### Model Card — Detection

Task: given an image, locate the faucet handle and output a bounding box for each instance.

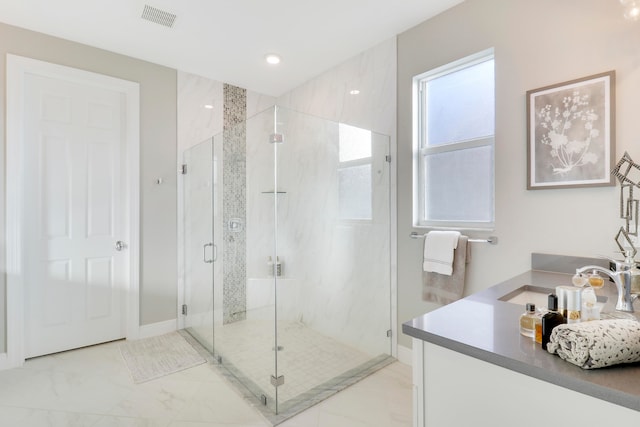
[596,253,623,268]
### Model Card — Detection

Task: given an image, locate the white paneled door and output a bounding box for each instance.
[16,62,135,359]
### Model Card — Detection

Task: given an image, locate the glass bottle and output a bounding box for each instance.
[535,318,543,344]
[566,288,582,324]
[520,303,539,338]
[267,256,274,277]
[542,294,566,350]
[581,287,601,321]
[587,273,604,289]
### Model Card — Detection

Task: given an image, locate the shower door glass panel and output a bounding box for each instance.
[183,138,215,353]
[214,110,278,412]
[271,107,392,413]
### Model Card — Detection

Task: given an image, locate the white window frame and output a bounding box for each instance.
[412,48,495,230]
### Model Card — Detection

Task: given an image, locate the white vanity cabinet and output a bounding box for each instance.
[411,339,638,427]
[404,267,640,427]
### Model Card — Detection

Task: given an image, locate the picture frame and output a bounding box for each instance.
[526,71,615,190]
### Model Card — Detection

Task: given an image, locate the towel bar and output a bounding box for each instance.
[410,232,498,245]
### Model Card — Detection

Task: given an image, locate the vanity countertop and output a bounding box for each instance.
[402,268,640,412]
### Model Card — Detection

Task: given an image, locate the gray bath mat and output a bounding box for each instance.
[119,332,206,383]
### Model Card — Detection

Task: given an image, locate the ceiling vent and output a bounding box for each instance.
[141,4,177,28]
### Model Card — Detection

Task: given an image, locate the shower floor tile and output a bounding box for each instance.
[187,320,381,406]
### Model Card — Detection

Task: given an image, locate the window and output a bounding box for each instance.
[338,123,372,220]
[413,49,495,229]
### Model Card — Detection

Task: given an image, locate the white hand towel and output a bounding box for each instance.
[422,231,461,276]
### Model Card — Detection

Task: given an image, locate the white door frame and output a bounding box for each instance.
[3,54,140,369]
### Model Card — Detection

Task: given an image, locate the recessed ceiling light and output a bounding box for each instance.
[265,54,281,65]
[350,89,360,95]
[204,104,214,109]
[621,0,640,20]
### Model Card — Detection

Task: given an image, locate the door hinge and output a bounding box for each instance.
[181,304,188,315]
[180,164,187,175]
[386,329,392,338]
[269,133,284,143]
[271,374,285,387]
[385,155,391,163]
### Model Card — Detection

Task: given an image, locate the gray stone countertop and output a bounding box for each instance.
[402,269,640,412]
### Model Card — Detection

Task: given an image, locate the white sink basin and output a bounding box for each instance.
[499,285,607,310]
[499,285,553,308]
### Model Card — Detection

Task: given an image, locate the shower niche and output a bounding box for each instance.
[182,105,393,419]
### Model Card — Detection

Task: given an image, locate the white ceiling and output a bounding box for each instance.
[0,0,463,96]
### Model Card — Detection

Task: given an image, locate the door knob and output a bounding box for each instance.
[115,241,126,251]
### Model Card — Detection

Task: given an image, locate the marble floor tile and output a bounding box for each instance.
[0,406,102,427]
[93,416,172,427]
[278,362,412,427]
[0,340,411,427]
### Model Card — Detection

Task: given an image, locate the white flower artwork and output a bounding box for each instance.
[527,71,615,189]
[538,91,600,174]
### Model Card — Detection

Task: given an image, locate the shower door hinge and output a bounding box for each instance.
[269,133,284,143]
[386,329,392,338]
[181,304,188,316]
[385,155,391,163]
[270,374,285,387]
[180,164,187,175]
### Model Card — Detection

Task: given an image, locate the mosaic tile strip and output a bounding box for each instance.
[223,84,247,324]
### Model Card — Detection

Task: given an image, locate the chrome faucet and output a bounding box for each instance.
[576,265,637,312]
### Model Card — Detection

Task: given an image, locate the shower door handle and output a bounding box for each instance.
[203,243,214,264]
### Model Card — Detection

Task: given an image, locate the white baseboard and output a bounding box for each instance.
[0,353,11,371]
[137,319,177,339]
[397,344,412,366]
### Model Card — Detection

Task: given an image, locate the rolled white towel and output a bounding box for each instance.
[546,319,640,369]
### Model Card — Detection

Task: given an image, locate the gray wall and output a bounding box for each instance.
[397,0,640,348]
[0,22,178,351]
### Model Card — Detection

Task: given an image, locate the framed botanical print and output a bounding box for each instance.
[526,71,615,189]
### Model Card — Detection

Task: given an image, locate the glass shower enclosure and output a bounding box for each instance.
[182,106,392,416]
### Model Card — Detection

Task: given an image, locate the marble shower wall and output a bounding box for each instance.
[244,106,392,356]
[177,72,224,153]
[276,37,396,138]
